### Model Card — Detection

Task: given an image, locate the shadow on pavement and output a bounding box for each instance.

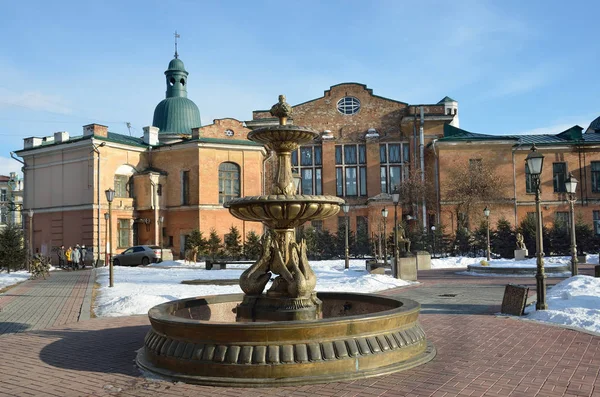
[37,324,150,375]
[0,322,32,335]
[419,303,500,315]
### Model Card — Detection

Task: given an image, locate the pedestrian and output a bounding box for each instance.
[66,246,73,270]
[81,245,88,268]
[57,245,66,269]
[71,245,81,270]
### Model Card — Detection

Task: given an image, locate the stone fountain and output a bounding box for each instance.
[136,96,435,387]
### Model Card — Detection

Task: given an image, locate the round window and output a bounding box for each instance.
[225,129,234,137]
[337,97,361,115]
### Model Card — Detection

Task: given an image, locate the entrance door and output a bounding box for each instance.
[133,222,139,246]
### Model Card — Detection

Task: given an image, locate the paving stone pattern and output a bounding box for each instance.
[0,265,598,396]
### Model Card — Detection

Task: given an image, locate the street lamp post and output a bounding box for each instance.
[105,188,115,288]
[565,173,578,276]
[104,213,109,267]
[382,208,388,267]
[159,215,165,262]
[526,144,547,310]
[431,225,436,258]
[341,204,350,269]
[484,207,491,261]
[28,209,33,272]
[392,187,400,278]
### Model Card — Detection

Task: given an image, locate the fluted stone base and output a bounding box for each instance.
[136,292,435,387]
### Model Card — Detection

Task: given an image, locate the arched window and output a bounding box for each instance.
[114,164,135,198]
[219,162,240,204]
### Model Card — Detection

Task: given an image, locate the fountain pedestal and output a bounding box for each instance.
[236,293,322,322]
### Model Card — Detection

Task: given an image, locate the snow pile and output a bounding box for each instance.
[525,275,600,334]
[0,270,30,289]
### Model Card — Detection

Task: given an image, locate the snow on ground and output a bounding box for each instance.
[2,255,600,334]
[93,259,413,317]
[431,255,584,269]
[524,275,600,334]
[0,270,30,289]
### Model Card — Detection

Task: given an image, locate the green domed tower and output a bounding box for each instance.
[153,56,201,143]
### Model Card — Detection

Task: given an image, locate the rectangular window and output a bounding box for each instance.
[335,146,343,165]
[380,167,387,194]
[525,163,534,194]
[336,168,343,196]
[0,207,7,224]
[181,170,190,205]
[301,168,313,195]
[300,147,313,166]
[293,146,322,196]
[555,212,570,229]
[592,162,600,192]
[315,169,322,195]
[314,146,322,165]
[389,166,401,192]
[311,220,323,232]
[114,175,131,198]
[358,144,366,164]
[359,167,367,196]
[380,143,409,193]
[553,163,566,192]
[345,167,358,196]
[388,144,401,163]
[117,219,131,248]
[0,189,6,202]
[594,211,600,235]
[344,145,357,164]
[336,144,367,197]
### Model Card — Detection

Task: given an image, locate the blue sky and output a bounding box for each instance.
[1,0,599,175]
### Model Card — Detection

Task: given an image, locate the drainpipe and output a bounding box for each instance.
[419,107,426,229]
[511,142,525,227]
[91,142,106,267]
[431,139,440,224]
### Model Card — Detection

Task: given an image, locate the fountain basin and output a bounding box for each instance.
[225,194,345,228]
[136,292,435,387]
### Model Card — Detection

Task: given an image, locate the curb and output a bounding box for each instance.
[79,268,96,321]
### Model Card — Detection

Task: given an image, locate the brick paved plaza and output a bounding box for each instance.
[0,266,599,397]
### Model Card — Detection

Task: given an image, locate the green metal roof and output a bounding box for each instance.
[437,96,457,104]
[438,124,600,146]
[441,124,513,141]
[15,131,148,154]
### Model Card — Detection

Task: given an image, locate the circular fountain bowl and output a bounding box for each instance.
[224,194,345,228]
[247,125,320,147]
[137,292,435,387]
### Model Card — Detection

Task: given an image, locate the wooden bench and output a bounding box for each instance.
[205,260,255,270]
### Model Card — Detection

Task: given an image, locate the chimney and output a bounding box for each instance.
[54,131,70,143]
[83,123,108,138]
[143,126,160,146]
[191,127,201,139]
[24,137,43,149]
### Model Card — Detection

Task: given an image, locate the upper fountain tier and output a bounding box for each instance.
[225,94,344,228]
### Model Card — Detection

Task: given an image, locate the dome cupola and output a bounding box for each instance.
[152,54,201,143]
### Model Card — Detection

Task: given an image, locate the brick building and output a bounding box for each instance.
[14,54,600,262]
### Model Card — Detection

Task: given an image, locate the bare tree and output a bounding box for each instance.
[442,160,509,230]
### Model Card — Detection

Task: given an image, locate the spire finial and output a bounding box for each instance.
[174,31,180,59]
[270,95,293,125]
